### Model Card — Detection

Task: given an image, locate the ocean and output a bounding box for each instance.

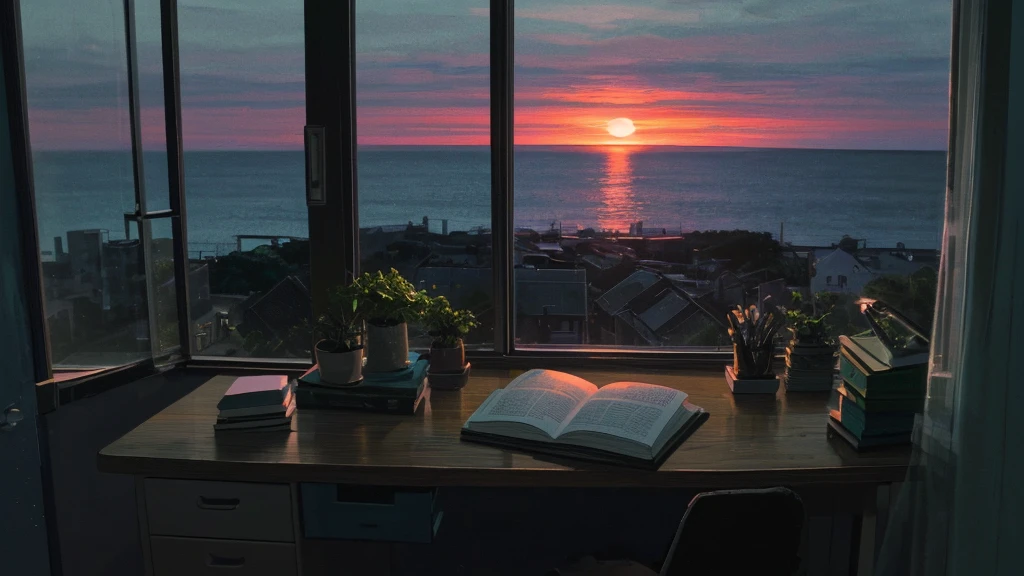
[31,147,946,258]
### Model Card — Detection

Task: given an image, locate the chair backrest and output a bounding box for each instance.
[659,487,804,576]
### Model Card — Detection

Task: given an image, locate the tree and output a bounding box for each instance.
[862,267,938,331]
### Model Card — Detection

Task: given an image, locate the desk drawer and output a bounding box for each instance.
[150,536,296,576]
[145,479,293,542]
[301,484,441,543]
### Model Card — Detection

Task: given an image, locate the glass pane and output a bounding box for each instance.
[143,218,181,358]
[136,0,170,213]
[356,0,492,350]
[178,0,310,358]
[513,0,950,349]
[21,0,152,368]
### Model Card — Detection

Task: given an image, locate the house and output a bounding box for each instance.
[514,268,588,344]
[810,248,876,294]
[596,270,729,347]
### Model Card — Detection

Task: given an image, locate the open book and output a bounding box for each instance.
[460,370,708,468]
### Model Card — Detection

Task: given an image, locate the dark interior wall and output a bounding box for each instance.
[43,370,208,576]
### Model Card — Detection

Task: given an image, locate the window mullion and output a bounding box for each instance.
[491,0,514,356]
[306,0,358,321]
[159,0,192,357]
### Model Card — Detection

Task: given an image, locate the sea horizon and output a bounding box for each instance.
[31,147,947,257]
[33,144,949,153]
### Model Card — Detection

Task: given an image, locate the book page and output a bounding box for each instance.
[465,370,597,438]
[557,382,686,445]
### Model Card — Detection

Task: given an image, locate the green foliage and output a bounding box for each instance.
[693,230,781,272]
[348,269,430,327]
[313,281,366,352]
[423,296,478,348]
[209,246,294,295]
[783,291,836,345]
[242,330,284,357]
[862,268,938,332]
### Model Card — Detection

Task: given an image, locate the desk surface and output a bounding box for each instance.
[98,368,910,487]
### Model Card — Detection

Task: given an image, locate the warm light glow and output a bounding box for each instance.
[606,117,636,138]
[598,146,637,232]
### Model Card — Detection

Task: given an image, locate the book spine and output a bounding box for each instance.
[839,355,927,396]
[294,388,418,414]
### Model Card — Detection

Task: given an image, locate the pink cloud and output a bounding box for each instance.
[472,5,699,30]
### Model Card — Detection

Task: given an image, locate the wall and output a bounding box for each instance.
[0,29,52,575]
[43,371,207,576]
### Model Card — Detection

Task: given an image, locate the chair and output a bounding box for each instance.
[659,487,805,576]
[552,487,805,576]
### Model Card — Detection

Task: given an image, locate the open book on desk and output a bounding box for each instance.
[460,369,708,469]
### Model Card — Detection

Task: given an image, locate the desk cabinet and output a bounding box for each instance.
[145,479,294,542]
[137,478,438,575]
[150,536,297,576]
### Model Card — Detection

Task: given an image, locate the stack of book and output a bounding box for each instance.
[296,353,429,414]
[215,375,295,432]
[827,334,927,449]
[782,340,836,391]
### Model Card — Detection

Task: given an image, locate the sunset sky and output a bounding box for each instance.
[21,0,952,150]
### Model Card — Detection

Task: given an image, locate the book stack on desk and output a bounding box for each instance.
[295,353,428,414]
[215,375,295,432]
[782,341,837,391]
[827,335,927,449]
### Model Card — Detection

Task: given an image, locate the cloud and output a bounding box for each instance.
[474,5,700,30]
[20,0,951,150]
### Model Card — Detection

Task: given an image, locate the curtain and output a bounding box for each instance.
[877,0,1023,574]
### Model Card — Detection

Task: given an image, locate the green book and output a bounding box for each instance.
[839,349,926,398]
[836,382,923,412]
[294,386,425,414]
[299,358,428,399]
[839,334,929,371]
[828,390,916,437]
[827,418,911,450]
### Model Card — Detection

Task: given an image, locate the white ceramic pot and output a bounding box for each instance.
[315,341,364,385]
[365,322,410,373]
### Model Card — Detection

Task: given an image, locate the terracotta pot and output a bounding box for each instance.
[429,339,466,373]
[315,341,364,385]
[365,322,410,373]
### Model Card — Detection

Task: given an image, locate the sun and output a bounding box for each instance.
[606,117,636,138]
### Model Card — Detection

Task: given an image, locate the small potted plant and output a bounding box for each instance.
[725,302,785,394]
[313,284,365,385]
[351,269,429,373]
[781,292,836,392]
[423,296,477,388]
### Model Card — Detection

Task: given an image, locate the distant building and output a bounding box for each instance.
[413,267,492,310]
[238,273,311,354]
[596,270,729,347]
[515,268,587,345]
[102,239,145,313]
[66,229,104,299]
[810,248,875,294]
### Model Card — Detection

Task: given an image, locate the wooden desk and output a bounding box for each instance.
[100,368,909,576]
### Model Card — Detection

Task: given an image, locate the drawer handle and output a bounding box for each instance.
[196,496,240,511]
[207,554,245,568]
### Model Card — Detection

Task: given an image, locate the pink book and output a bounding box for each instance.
[217,375,291,411]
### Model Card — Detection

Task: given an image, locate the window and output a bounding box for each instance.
[177,0,310,358]
[513,0,950,350]
[22,0,152,368]
[355,0,493,349]
[16,0,954,370]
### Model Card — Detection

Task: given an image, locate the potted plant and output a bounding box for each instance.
[725,302,785,394]
[312,284,365,385]
[351,269,429,373]
[781,292,836,392]
[423,296,477,387]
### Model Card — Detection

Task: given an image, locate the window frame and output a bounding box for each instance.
[30,0,963,378]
